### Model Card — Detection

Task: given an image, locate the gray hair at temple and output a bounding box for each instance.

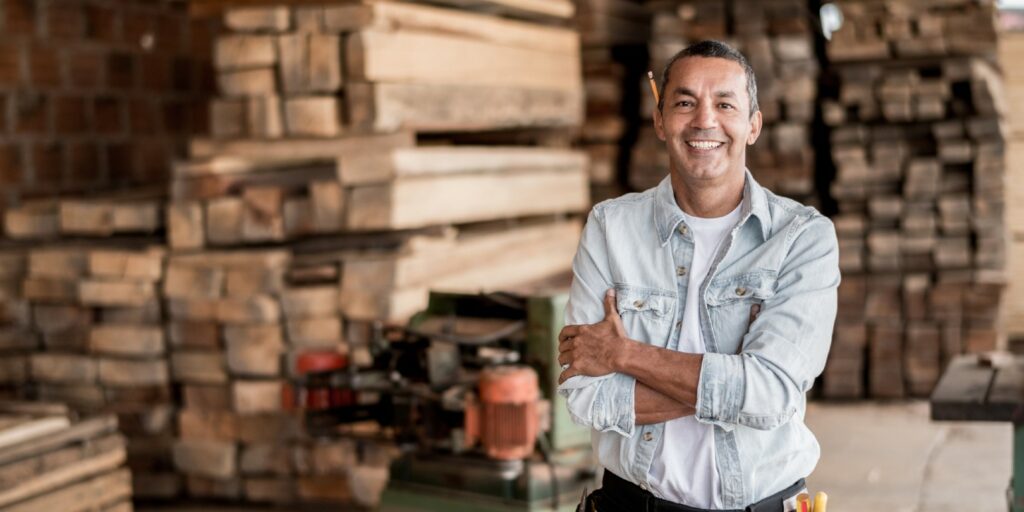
[658,40,760,117]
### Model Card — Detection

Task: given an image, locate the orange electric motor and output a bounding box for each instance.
[465,365,540,460]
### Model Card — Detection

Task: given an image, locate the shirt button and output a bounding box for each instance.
[735,286,748,296]
[643,432,654,441]
[675,321,682,329]
[633,300,645,309]
[676,266,688,276]
[677,224,688,235]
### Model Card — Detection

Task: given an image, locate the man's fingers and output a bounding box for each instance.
[557,350,573,366]
[602,289,619,318]
[558,325,579,342]
[558,367,581,385]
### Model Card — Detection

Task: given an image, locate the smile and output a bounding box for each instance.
[686,140,724,150]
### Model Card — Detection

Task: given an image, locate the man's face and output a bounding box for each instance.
[654,56,762,183]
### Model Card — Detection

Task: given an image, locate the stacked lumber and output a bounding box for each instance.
[3,191,164,241]
[0,402,131,512]
[574,0,651,203]
[1000,24,1024,339]
[169,134,587,249]
[0,251,33,399]
[631,0,818,205]
[822,0,1005,399]
[20,245,178,499]
[207,0,582,137]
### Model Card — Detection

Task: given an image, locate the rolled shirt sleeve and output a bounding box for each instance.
[557,207,637,437]
[695,216,840,431]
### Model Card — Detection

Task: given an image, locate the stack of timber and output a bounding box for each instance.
[167,1,588,507]
[20,244,178,499]
[822,0,1005,399]
[631,0,818,205]
[207,0,582,137]
[1000,21,1024,341]
[0,250,32,400]
[0,402,132,512]
[574,0,651,203]
[3,190,164,241]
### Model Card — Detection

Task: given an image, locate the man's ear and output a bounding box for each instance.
[654,105,666,142]
[746,109,763,145]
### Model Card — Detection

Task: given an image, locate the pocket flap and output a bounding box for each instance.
[705,272,775,306]
[614,286,675,316]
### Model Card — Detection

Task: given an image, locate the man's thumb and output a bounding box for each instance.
[603,289,618,317]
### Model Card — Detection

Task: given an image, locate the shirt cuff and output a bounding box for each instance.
[695,352,745,431]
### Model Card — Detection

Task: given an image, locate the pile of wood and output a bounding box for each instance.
[0,402,131,512]
[164,1,587,507]
[3,192,164,241]
[631,0,818,205]
[574,0,650,203]
[18,245,178,499]
[1001,23,1024,340]
[822,0,1006,399]
[169,134,587,250]
[208,0,581,137]
[0,251,32,400]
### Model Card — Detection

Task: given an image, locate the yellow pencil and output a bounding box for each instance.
[813,491,828,512]
[647,70,660,104]
[795,493,811,512]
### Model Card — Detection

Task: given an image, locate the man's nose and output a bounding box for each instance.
[692,101,717,129]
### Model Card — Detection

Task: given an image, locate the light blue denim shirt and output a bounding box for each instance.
[558,170,839,508]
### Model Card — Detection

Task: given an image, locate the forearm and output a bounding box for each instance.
[635,381,694,425]
[618,339,702,408]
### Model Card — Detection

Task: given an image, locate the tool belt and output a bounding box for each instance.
[583,470,807,512]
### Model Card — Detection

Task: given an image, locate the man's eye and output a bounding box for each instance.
[676,101,693,107]
[720,103,734,110]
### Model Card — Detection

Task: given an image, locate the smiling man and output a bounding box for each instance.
[557,41,840,512]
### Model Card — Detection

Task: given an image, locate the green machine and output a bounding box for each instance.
[291,291,596,511]
[380,291,595,512]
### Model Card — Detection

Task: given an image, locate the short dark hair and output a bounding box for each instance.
[658,40,759,117]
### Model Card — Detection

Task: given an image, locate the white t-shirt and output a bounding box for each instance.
[648,202,743,508]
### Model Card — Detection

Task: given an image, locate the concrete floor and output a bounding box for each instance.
[806,401,1011,512]
[141,401,1012,511]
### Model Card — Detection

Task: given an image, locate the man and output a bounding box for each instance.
[557,40,839,512]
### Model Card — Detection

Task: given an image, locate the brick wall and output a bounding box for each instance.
[0,0,215,204]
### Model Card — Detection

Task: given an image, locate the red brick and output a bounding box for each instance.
[140,54,171,91]
[46,1,84,39]
[14,92,49,134]
[32,143,63,188]
[54,95,87,134]
[128,99,158,134]
[93,96,122,134]
[83,2,118,43]
[122,9,154,48]
[162,99,188,134]
[66,142,100,187]
[28,45,62,87]
[5,0,37,36]
[155,13,184,54]
[107,52,135,89]
[0,42,23,85]
[66,49,103,88]
[106,142,133,180]
[0,144,24,186]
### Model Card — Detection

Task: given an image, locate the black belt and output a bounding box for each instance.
[592,470,806,512]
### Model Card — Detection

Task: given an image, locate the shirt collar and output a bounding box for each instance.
[653,168,771,246]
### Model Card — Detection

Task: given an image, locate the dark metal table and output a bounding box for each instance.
[930,353,1024,511]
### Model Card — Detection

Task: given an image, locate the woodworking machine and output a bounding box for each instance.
[285,291,595,511]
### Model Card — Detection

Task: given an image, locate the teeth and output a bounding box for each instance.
[687,141,723,150]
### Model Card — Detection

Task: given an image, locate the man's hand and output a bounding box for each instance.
[558,289,631,384]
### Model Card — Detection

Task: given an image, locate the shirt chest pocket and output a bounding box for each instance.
[614,285,677,349]
[704,272,776,354]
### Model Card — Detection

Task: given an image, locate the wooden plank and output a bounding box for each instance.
[168,202,206,250]
[323,1,578,53]
[224,6,291,32]
[232,380,284,414]
[172,440,237,479]
[214,35,277,70]
[79,280,156,307]
[0,443,125,507]
[346,29,580,91]
[0,415,115,467]
[931,354,996,421]
[283,96,343,137]
[347,81,583,132]
[0,416,70,452]
[189,131,415,161]
[1,468,131,512]
[278,33,342,93]
[406,0,574,19]
[97,359,169,387]
[337,146,587,185]
[89,325,165,357]
[346,167,588,230]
